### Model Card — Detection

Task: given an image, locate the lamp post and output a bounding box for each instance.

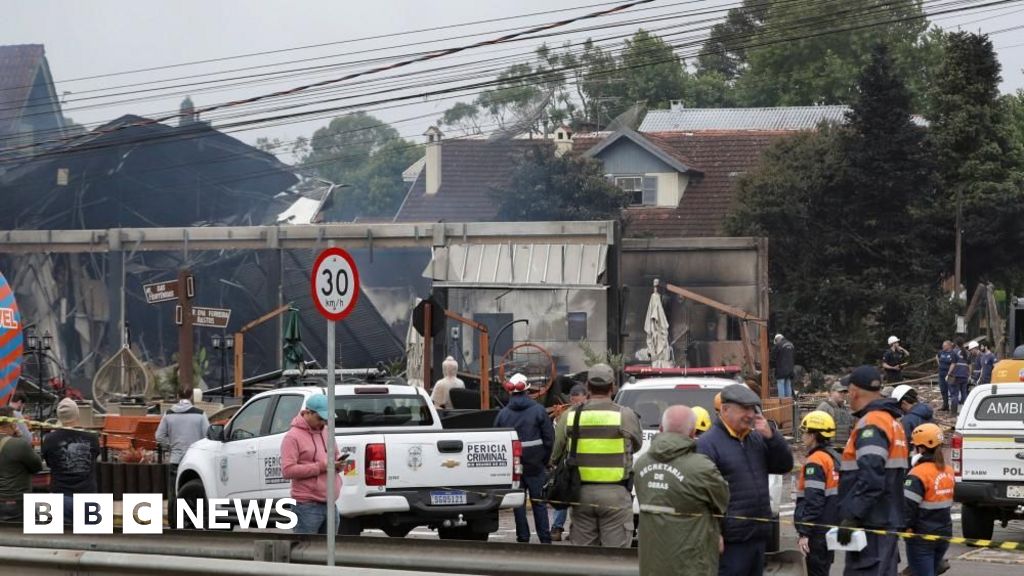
[211,333,234,398]
[25,329,52,419]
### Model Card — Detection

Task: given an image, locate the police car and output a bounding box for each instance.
[175,383,524,540]
[615,368,785,551]
[952,356,1024,540]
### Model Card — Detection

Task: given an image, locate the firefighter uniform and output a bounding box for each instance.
[551,396,642,547]
[838,393,908,575]
[904,424,954,576]
[795,445,840,576]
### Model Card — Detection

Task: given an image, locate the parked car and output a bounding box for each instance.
[175,383,525,540]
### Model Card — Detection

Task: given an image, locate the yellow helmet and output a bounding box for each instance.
[799,410,836,438]
[692,406,712,433]
[713,392,723,413]
[911,423,944,449]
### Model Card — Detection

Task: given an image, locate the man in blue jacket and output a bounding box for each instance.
[697,384,794,576]
[495,373,554,543]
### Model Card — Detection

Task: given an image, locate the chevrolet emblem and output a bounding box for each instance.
[441,459,461,469]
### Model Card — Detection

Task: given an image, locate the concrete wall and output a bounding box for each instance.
[620,237,768,368]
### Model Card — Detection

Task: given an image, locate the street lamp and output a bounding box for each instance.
[211,333,234,395]
[24,328,52,419]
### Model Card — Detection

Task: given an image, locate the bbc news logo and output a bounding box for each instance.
[23,494,299,533]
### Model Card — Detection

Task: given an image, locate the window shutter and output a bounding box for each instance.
[642,176,658,205]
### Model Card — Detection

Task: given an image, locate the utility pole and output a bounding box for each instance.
[954,189,963,300]
[177,269,195,397]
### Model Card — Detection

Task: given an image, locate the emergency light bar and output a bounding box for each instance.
[624,365,742,377]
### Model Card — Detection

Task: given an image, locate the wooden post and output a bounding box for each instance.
[759,323,770,405]
[233,333,244,397]
[177,269,194,398]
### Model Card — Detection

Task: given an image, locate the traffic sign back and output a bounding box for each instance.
[311,248,360,321]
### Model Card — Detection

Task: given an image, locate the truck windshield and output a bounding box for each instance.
[335,394,433,427]
[616,388,721,429]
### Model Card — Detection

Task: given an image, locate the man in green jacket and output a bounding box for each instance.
[0,405,44,522]
[634,405,730,576]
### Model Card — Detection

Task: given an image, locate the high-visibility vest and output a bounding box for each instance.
[570,407,628,483]
[840,410,909,472]
[797,448,839,499]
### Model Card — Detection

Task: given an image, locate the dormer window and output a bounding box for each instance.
[615,175,657,206]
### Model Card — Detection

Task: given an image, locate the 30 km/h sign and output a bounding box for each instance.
[311,247,360,321]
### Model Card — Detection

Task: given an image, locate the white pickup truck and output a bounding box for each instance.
[175,383,525,540]
[953,358,1024,540]
[615,376,784,551]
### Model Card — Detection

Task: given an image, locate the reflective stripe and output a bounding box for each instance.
[856,445,890,460]
[804,480,826,491]
[579,410,623,426]
[576,438,626,454]
[841,460,859,471]
[520,439,543,447]
[640,504,677,515]
[904,490,923,503]
[886,458,908,469]
[795,490,804,498]
[919,500,953,510]
[578,466,625,483]
[824,488,838,496]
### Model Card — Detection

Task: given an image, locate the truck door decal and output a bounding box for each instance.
[466,442,508,468]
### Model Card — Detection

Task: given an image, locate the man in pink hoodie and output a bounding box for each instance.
[281,393,343,534]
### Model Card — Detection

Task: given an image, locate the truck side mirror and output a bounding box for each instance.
[207,424,225,441]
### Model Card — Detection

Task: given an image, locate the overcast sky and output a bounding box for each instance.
[4,0,1024,157]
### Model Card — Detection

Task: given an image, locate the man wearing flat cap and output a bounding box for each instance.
[550,363,642,547]
[697,384,794,575]
[836,366,908,575]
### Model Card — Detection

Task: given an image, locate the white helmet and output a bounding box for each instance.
[967,341,979,351]
[891,384,916,403]
[887,336,900,346]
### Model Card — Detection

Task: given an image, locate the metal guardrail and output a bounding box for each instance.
[0,525,639,576]
[0,545,462,575]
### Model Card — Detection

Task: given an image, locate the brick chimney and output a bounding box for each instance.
[553,124,573,157]
[424,126,443,195]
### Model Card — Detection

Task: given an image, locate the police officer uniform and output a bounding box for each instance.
[549,363,642,548]
[837,366,908,576]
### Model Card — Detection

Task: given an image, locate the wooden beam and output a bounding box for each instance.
[239,303,292,333]
[664,283,766,324]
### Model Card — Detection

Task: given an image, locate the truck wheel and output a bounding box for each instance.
[767,516,781,553]
[382,524,414,538]
[176,479,205,530]
[961,506,995,541]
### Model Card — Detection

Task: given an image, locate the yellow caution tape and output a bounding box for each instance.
[0,415,161,454]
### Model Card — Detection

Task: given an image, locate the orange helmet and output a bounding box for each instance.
[713,392,722,413]
[911,423,944,449]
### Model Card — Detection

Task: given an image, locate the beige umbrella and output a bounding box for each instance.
[405,299,424,387]
[644,279,672,368]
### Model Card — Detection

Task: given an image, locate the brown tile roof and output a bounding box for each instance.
[0,45,45,138]
[394,138,551,222]
[623,131,788,237]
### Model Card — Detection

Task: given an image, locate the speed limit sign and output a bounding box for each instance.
[311,247,360,321]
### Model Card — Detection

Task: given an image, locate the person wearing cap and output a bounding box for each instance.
[903,423,954,576]
[770,334,795,398]
[281,393,343,534]
[0,405,43,522]
[41,399,101,519]
[549,363,642,548]
[816,378,853,446]
[495,373,554,544]
[968,341,997,388]
[431,356,465,409]
[892,384,933,448]
[795,411,840,576]
[551,383,588,542]
[935,341,957,412]
[696,384,794,575]
[634,405,730,576]
[946,338,971,415]
[836,365,908,575]
[882,336,910,383]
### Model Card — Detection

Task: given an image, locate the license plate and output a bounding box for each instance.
[430,490,467,506]
[1007,485,1024,499]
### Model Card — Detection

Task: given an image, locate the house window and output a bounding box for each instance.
[568,312,588,341]
[615,176,658,206]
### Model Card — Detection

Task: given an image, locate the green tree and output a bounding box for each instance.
[729,44,944,368]
[300,112,420,220]
[735,1,931,107]
[495,145,629,221]
[927,32,1024,291]
[697,0,770,80]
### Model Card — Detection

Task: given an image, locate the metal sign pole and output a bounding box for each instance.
[326,318,337,567]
